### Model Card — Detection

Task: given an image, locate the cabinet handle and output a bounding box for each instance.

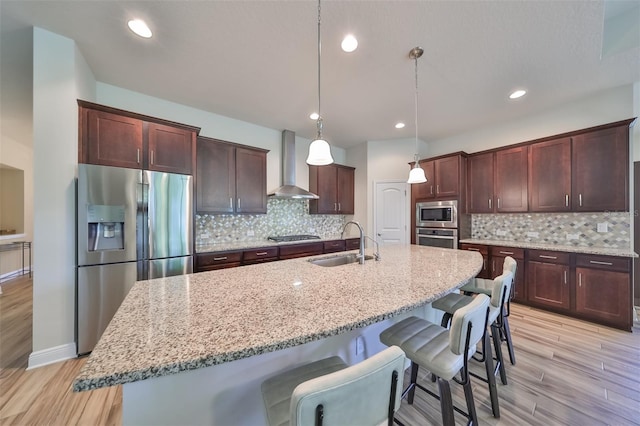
[579,193,583,207]
[589,260,613,266]
[237,198,241,210]
[488,198,492,209]
[430,185,433,195]
[137,148,140,164]
[483,259,486,270]
[499,251,514,255]
[436,184,440,194]
[565,194,569,207]
[497,198,501,209]
[466,248,480,251]
[564,270,567,285]
[539,255,557,260]
[150,150,154,165]
[256,252,268,256]
[213,256,228,261]
[578,272,582,287]
[338,202,341,211]
[492,260,495,272]
[334,203,338,211]
[229,198,233,209]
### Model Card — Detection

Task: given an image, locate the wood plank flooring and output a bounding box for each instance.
[1,276,639,425]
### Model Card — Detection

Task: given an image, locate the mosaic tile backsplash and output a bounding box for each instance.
[471,212,631,249]
[196,198,346,245]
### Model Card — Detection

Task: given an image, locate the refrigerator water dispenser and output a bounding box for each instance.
[86,204,125,251]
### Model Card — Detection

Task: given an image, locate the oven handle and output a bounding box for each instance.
[416,235,456,240]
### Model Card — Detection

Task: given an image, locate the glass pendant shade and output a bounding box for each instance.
[407,163,427,184]
[306,138,334,165]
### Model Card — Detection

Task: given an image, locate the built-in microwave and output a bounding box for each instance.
[416,200,457,228]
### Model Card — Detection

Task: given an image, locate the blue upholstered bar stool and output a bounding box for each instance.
[261,346,406,426]
[379,294,491,426]
[432,268,515,418]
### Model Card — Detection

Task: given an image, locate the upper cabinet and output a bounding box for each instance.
[467,147,528,213]
[78,100,198,175]
[196,137,268,214]
[412,154,465,201]
[309,164,355,214]
[529,137,572,212]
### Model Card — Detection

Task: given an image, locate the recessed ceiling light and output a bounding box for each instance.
[128,19,152,38]
[395,122,405,129]
[309,112,319,120]
[341,34,358,52]
[509,89,527,99]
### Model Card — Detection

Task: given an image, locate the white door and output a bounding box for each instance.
[374,181,408,245]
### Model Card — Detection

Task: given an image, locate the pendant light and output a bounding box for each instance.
[306,0,334,166]
[407,47,427,184]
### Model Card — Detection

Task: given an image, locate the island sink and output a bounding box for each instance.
[308,253,374,267]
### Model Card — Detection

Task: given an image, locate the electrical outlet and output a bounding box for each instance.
[566,233,579,240]
[355,336,365,355]
[597,222,608,233]
[246,230,255,237]
[495,230,507,236]
[526,232,539,238]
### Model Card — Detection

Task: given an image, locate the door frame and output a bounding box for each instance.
[372,180,410,245]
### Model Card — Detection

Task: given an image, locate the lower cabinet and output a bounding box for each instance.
[490,246,525,302]
[195,251,243,271]
[459,244,491,278]
[526,251,571,311]
[278,242,324,260]
[242,247,278,265]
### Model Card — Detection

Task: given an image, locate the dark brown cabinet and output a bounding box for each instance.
[279,242,324,260]
[243,247,279,265]
[411,160,435,200]
[572,126,629,212]
[495,146,528,212]
[467,153,494,213]
[195,251,242,271]
[413,155,462,201]
[323,240,346,253]
[527,250,570,311]
[490,246,525,302]
[309,164,355,214]
[196,137,268,214]
[529,137,572,212]
[459,243,490,278]
[575,254,632,330]
[78,101,198,175]
[345,238,361,251]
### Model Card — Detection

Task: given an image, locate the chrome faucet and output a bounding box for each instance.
[365,235,381,261]
[341,221,366,264]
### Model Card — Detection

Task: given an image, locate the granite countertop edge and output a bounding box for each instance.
[71,283,466,392]
[459,239,638,258]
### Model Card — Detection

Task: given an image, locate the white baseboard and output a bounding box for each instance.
[0,267,32,283]
[27,343,76,370]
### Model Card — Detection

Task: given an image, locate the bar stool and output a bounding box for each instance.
[261,345,406,426]
[460,256,517,366]
[432,269,514,418]
[379,294,491,426]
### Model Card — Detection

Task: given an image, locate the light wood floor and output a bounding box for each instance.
[1,276,639,425]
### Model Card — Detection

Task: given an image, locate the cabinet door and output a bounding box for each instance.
[85,109,143,169]
[412,160,435,200]
[196,139,235,213]
[235,148,267,214]
[434,156,459,198]
[309,165,338,214]
[529,137,571,212]
[572,126,628,212]
[147,122,194,175]
[467,153,494,213]
[459,244,490,278]
[576,267,631,329]
[495,146,528,212]
[527,261,570,310]
[336,166,355,214]
[490,251,525,302]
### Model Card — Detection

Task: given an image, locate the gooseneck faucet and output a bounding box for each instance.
[341,220,366,264]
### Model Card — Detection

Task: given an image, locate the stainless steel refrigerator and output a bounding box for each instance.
[76,163,193,355]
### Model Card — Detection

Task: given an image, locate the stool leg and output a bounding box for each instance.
[503,317,516,365]
[436,377,455,426]
[462,375,478,426]
[491,323,507,385]
[483,331,500,418]
[407,362,419,405]
[440,312,452,328]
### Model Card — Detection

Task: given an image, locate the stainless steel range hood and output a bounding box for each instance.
[268,130,319,199]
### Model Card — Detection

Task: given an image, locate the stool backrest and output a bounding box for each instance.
[291,345,406,426]
[449,294,490,356]
[490,270,514,309]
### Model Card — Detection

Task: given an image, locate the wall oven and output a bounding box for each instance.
[416,228,458,249]
[416,200,457,228]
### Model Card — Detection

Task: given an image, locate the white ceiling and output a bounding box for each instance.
[1,0,639,149]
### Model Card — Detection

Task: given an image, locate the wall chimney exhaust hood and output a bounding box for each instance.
[268,130,319,199]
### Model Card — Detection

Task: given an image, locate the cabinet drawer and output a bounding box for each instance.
[196,251,242,269]
[243,247,278,262]
[575,254,630,272]
[345,238,360,250]
[490,246,525,260]
[528,250,570,264]
[323,240,346,253]
[459,243,489,255]
[279,242,324,260]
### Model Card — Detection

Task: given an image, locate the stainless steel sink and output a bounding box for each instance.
[308,253,374,267]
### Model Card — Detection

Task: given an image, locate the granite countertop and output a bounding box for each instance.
[459,238,638,258]
[73,245,482,391]
[196,234,359,253]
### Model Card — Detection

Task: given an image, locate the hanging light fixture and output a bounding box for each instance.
[407,46,427,184]
[306,0,334,166]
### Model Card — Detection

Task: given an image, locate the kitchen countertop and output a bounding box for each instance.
[73,245,482,392]
[459,238,638,258]
[196,235,359,253]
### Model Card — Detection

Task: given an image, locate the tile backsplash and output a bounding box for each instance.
[472,212,631,248]
[196,198,346,245]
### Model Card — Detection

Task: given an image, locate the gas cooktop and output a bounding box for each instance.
[268,235,321,242]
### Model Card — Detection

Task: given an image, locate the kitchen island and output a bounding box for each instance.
[73,245,482,425]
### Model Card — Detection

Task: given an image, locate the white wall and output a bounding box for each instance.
[428,84,635,156]
[0,138,33,242]
[346,143,368,232]
[30,27,96,367]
